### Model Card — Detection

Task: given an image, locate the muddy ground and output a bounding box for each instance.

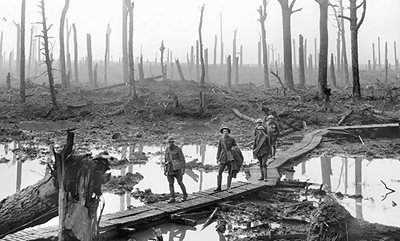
[1,76,400,240]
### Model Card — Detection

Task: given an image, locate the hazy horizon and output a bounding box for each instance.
[0,0,399,66]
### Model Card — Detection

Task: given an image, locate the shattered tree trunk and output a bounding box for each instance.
[258,0,269,88]
[28,26,34,77]
[14,23,21,78]
[330,53,337,87]
[385,41,388,83]
[219,13,224,65]
[316,0,331,112]
[277,0,299,89]
[86,34,94,87]
[349,0,366,98]
[72,23,79,83]
[198,4,205,87]
[176,59,186,81]
[227,55,232,87]
[299,34,305,87]
[196,40,199,81]
[372,43,376,72]
[128,1,136,98]
[59,0,69,88]
[104,24,112,86]
[138,55,145,81]
[0,132,110,240]
[232,29,237,84]
[19,0,26,103]
[213,34,217,66]
[339,0,349,83]
[308,201,400,241]
[66,20,72,82]
[204,48,209,82]
[122,0,129,84]
[160,41,165,80]
[40,0,57,108]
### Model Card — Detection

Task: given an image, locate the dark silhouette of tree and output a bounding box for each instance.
[257,0,270,88]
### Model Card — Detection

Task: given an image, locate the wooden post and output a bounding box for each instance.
[59,0,70,88]
[330,53,337,87]
[213,34,217,66]
[385,41,388,83]
[72,23,79,83]
[299,34,305,88]
[378,37,381,70]
[86,34,93,87]
[104,24,111,86]
[20,0,26,103]
[176,59,186,81]
[368,60,371,71]
[227,55,231,87]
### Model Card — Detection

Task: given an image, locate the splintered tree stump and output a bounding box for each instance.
[0,131,110,240]
[308,200,400,241]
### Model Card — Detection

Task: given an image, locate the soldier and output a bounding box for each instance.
[215,126,237,192]
[164,136,188,203]
[266,115,280,158]
[253,125,271,181]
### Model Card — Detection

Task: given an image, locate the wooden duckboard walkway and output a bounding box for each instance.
[264,123,400,185]
[1,181,266,241]
[3,123,399,241]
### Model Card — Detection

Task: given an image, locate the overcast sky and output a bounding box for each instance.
[0,0,399,65]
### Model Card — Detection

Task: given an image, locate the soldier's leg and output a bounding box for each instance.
[214,163,225,192]
[176,172,188,201]
[262,155,268,181]
[167,175,176,203]
[227,162,232,189]
[257,156,264,180]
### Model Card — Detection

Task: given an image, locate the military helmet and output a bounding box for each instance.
[255,118,263,123]
[220,126,231,134]
[256,125,265,130]
[167,136,175,142]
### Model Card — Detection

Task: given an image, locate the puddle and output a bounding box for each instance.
[0,142,255,228]
[289,156,400,227]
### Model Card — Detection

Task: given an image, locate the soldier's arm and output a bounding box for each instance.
[216,139,221,160]
[178,148,185,165]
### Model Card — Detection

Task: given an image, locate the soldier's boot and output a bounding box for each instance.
[168,183,176,203]
[227,175,233,189]
[214,175,222,192]
[263,167,268,182]
[179,182,188,201]
[258,165,264,181]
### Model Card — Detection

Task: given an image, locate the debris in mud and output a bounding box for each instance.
[129,151,149,163]
[0,157,10,163]
[130,188,185,204]
[102,172,144,194]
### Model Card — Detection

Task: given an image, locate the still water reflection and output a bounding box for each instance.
[291,156,400,227]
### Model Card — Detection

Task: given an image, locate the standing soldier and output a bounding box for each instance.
[253,125,271,181]
[215,126,237,192]
[164,136,188,203]
[254,118,265,136]
[266,115,280,158]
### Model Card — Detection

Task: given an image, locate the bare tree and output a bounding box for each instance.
[257,0,270,88]
[128,1,136,98]
[339,0,349,83]
[227,55,232,87]
[86,34,93,87]
[72,23,78,83]
[122,0,129,83]
[277,0,302,89]
[316,0,332,111]
[28,26,35,76]
[299,34,305,87]
[59,0,69,88]
[14,22,21,77]
[160,41,165,80]
[104,24,112,85]
[219,13,224,65]
[20,0,26,103]
[39,0,57,108]
[198,4,205,87]
[213,35,217,65]
[66,20,72,80]
[340,0,366,98]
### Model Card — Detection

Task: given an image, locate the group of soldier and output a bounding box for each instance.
[163,115,280,203]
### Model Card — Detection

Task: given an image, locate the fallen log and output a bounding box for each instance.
[91,75,163,92]
[231,108,256,122]
[201,207,219,231]
[338,108,353,126]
